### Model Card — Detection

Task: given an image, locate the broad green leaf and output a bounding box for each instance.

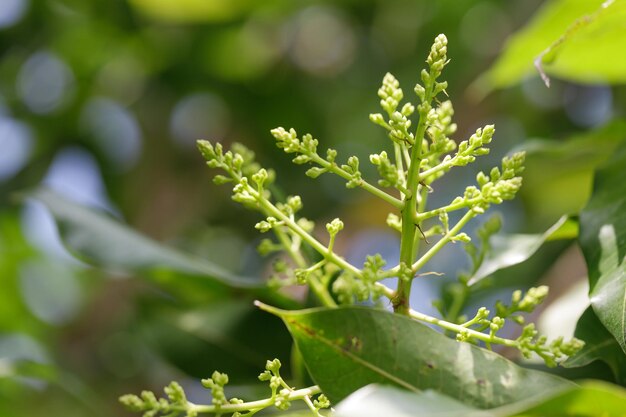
[335,385,479,417]
[335,381,626,417]
[579,142,626,354]
[535,0,626,86]
[142,300,292,380]
[467,215,574,286]
[564,307,626,385]
[258,304,573,408]
[507,380,626,416]
[480,0,624,91]
[27,188,297,307]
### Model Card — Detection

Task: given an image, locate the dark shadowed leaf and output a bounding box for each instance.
[579,142,626,354]
[467,215,574,286]
[258,304,573,408]
[564,307,626,385]
[519,121,626,225]
[142,300,293,381]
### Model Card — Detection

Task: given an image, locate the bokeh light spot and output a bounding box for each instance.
[286,6,357,77]
[19,259,82,326]
[170,92,231,148]
[202,18,280,81]
[17,51,75,114]
[563,84,612,128]
[0,0,28,29]
[460,3,511,57]
[43,147,113,210]
[0,116,33,181]
[81,98,142,171]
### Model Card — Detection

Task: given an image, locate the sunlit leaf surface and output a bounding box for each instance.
[260,304,573,408]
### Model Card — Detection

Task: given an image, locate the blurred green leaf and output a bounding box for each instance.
[467,215,575,286]
[535,0,626,86]
[128,0,256,23]
[142,300,293,381]
[29,188,254,285]
[481,0,622,90]
[579,141,626,354]
[27,187,298,307]
[259,304,573,407]
[564,307,626,385]
[519,121,626,225]
[507,380,626,416]
[335,381,626,417]
[0,333,52,385]
[0,214,40,333]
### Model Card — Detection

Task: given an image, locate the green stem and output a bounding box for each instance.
[394,142,407,197]
[411,210,476,273]
[273,227,307,267]
[418,157,456,182]
[272,226,336,307]
[394,73,434,315]
[408,310,517,348]
[175,386,323,415]
[414,199,473,223]
[309,153,403,209]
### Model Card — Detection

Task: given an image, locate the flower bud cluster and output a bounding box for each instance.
[370,151,401,189]
[426,34,448,78]
[516,324,585,367]
[426,100,457,158]
[452,125,494,167]
[449,151,525,215]
[378,72,404,115]
[371,75,415,145]
[202,371,230,407]
[119,381,196,417]
[496,286,550,323]
[333,254,388,304]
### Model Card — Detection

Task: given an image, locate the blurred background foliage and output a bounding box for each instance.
[1,0,625,416]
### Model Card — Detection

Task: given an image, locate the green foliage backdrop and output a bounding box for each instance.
[1,0,626,416]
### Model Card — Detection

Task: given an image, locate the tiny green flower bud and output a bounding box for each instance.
[213,175,231,185]
[369,113,385,125]
[414,83,426,101]
[119,394,145,412]
[326,218,344,235]
[305,167,325,178]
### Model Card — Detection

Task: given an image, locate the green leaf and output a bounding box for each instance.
[258,303,573,408]
[26,187,297,307]
[128,0,254,23]
[480,0,625,91]
[142,300,293,381]
[335,381,626,417]
[335,385,477,417]
[579,142,626,354]
[507,380,626,416]
[563,307,626,385]
[519,122,626,225]
[467,215,574,286]
[535,0,626,87]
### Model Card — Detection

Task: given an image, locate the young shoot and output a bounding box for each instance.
[123,33,584,417]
